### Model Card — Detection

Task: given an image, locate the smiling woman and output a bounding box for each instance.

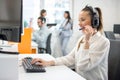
[31,5,110,80]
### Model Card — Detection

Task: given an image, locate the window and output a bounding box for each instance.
[23,0,40,29]
[44,0,72,27]
[23,0,72,29]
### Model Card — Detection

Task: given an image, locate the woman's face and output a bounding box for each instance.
[64,13,68,19]
[42,12,47,17]
[79,11,92,33]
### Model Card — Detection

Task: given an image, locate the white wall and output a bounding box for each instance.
[73,0,120,31]
[119,1,120,22]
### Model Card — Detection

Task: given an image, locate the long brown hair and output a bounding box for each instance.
[40,9,46,17]
[82,6,103,33]
[64,11,71,25]
[64,11,73,30]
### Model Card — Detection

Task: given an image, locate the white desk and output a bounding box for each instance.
[0,53,18,80]
[0,43,18,52]
[19,54,86,80]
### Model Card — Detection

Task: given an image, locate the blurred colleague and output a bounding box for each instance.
[59,11,73,56]
[32,17,50,53]
[31,6,110,80]
[40,9,47,23]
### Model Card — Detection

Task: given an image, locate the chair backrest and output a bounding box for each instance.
[104,31,116,40]
[114,24,120,34]
[108,39,120,80]
[46,33,52,54]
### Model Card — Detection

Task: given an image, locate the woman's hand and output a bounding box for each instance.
[83,25,94,49]
[31,58,55,66]
[84,25,94,41]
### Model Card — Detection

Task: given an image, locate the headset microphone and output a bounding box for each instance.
[79,27,84,30]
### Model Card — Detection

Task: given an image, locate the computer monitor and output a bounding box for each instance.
[0,0,23,42]
[114,24,120,34]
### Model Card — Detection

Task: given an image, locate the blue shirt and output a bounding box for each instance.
[59,19,73,37]
[32,26,50,48]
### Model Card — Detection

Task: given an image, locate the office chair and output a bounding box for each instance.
[108,39,120,80]
[104,31,116,40]
[46,33,52,54]
[104,31,120,80]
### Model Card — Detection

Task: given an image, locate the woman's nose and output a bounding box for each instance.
[79,22,82,27]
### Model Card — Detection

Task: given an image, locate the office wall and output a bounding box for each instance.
[119,2,120,22]
[73,0,120,31]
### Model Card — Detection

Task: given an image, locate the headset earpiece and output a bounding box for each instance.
[91,8,100,28]
[42,20,44,23]
[38,17,46,24]
[85,6,100,28]
[41,17,46,24]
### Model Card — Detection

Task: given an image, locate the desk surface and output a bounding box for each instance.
[19,54,86,80]
[0,53,18,80]
[0,44,18,52]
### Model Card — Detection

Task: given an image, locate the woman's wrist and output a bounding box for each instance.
[47,60,55,66]
[84,41,89,49]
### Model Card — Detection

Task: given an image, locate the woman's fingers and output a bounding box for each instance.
[31,58,42,64]
[35,60,47,66]
[83,25,94,41]
[31,58,37,64]
[84,25,93,35]
[35,62,43,66]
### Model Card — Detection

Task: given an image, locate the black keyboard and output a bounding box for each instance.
[22,57,46,72]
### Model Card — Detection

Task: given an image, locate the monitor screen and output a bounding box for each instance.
[114,24,120,34]
[0,0,22,42]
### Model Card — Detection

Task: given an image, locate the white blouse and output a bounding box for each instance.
[54,32,110,80]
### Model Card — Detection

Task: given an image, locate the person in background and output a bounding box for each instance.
[31,6,110,80]
[59,11,73,56]
[40,9,47,23]
[32,17,50,53]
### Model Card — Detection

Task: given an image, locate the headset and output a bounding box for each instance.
[87,6,100,28]
[38,17,46,24]
[41,17,46,24]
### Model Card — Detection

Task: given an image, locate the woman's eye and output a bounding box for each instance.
[81,19,85,21]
